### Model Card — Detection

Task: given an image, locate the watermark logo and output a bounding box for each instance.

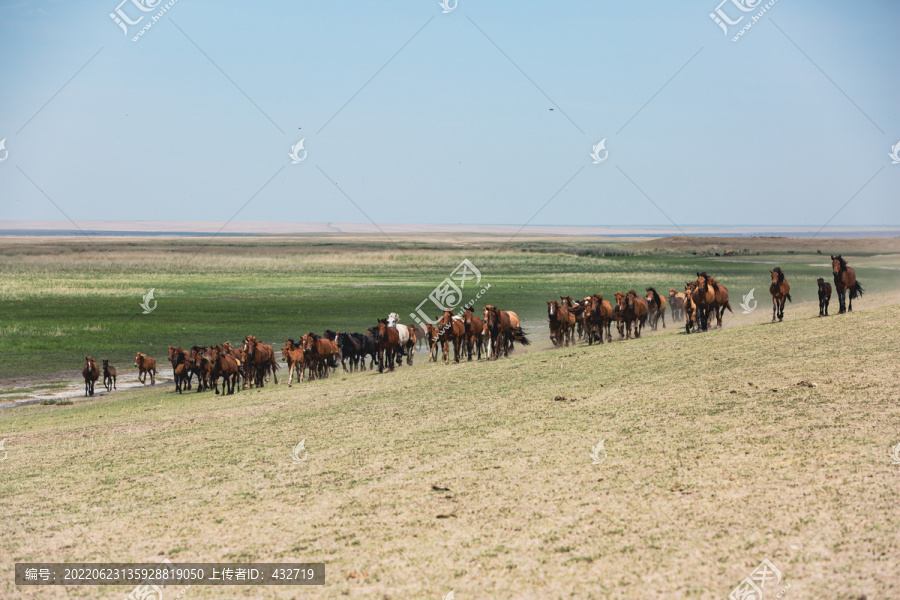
[0,439,7,462]
[589,439,607,464]
[291,440,308,463]
[589,138,608,164]
[110,0,179,42]
[890,441,900,465]
[889,141,900,165]
[125,582,163,600]
[442,590,456,600]
[0,138,8,164]
[726,559,786,600]
[140,289,157,314]
[710,0,778,42]
[439,0,457,13]
[739,288,757,314]
[410,259,490,329]
[289,138,307,164]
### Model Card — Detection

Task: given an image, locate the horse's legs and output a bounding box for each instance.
[772,298,777,322]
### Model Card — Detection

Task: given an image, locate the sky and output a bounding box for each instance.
[1,0,898,228]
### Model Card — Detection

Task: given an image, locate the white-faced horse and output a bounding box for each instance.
[386,313,410,363]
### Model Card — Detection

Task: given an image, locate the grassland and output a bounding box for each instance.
[1,236,898,379]
[1,292,898,598]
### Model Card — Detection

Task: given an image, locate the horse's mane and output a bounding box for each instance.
[646,287,661,307]
[627,289,637,296]
[773,267,784,283]
[834,255,847,270]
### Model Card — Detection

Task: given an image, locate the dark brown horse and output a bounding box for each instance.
[817,277,832,317]
[831,255,864,314]
[483,305,530,359]
[683,282,696,333]
[102,359,116,392]
[83,356,100,396]
[133,352,156,386]
[645,287,666,331]
[374,319,403,372]
[561,296,585,341]
[769,268,792,322]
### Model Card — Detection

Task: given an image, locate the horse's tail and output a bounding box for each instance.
[725,301,733,314]
[785,293,792,303]
[850,281,864,299]
[512,327,531,346]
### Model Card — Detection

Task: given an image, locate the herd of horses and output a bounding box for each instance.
[79,256,864,396]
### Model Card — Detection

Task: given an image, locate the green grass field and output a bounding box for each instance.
[2,236,898,378]
[2,283,899,598]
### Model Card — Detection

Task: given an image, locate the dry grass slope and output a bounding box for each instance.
[2,304,899,598]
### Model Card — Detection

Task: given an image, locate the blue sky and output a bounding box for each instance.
[1,0,898,227]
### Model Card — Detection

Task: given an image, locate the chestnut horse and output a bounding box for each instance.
[645,287,667,331]
[83,356,100,396]
[281,339,307,385]
[561,296,585,341]
[302,333,340,380]
[831,255,863,314]
[133,352,156,386]
[769,268,792,322]
[683,282,696,333]
[436,310,466,364]
[461,306,486,361]
[668,288,686,322]
[209,345,240,395]
[698,273,732,329]
[690,274,716,332]
[102,359,116,392]
[817,277,832,317]
[242,335,279,388]
[547,300,574,347]
[624,290,648,339]
[583,294,614,344]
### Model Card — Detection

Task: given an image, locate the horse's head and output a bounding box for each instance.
[614,292,626,310]
[831,255,846,273]
[626,290,638,309]
[102,359,109,367]
[133,353,142,367]
[547,300,558,316]
[771,268,784,284]
[816,277,825,287]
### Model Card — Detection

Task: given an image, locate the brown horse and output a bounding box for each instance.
[690,273,716,332]
[561,296,585,341]
[302,333,340,379]
[242,335,279,388]
[645,287,667,331]
[424,322,442,362]
[281,339,307,385]
[461,306,486,361]
[82,356,100,396]
[698,273,732,329]
[168,346,192,393]
[483,305,530,359]
[769,268,792,322]
[209,345,240,395]
[436,310,466,364]
[668,288,685,322]
[817,277,832,317]
[102,359,116,392]
[683,282,696,333]
[625,290,648,339]
[133,352,156,386]
[374,319,403,372]
[831,255,864,314]
[547,300,574,347]
[583,294,614,344]
[405,323,417,366]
